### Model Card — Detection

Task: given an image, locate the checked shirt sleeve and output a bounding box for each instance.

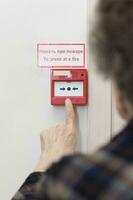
[12,151,133,200]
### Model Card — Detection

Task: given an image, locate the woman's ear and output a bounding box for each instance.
[115,86,133,121]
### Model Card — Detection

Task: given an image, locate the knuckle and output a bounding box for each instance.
[40,133,44,141]
[40,130,46,138]
[56,124,63,130]
[67,123,74,130]
[40,130,45,136]
[68,126,76,134]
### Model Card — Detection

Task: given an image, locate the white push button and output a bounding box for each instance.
[54,81,84,97]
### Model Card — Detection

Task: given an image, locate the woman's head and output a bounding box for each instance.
[91,0,133,120]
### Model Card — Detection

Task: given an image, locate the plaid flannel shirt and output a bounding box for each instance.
[12,120,133,200]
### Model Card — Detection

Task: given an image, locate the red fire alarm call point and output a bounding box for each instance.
[51,69,88,105]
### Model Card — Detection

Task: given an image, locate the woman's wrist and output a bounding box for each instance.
[34,151,70,172]
[34,157,52,172]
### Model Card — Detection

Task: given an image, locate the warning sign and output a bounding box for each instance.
[37,44,85,68]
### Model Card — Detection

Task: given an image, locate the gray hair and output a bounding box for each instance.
[90,0,133,105]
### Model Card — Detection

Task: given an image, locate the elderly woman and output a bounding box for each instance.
[12,0,133,199]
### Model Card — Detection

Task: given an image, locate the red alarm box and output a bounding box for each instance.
[51,69,88,105]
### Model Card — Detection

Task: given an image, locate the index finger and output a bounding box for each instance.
[65,98,75,126]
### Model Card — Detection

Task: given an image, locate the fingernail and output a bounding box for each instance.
[65,98,70,103]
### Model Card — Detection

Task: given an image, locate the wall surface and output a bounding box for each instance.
[0,0,88,199]
[0,0,124,199]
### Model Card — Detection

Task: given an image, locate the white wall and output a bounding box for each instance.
[0,0,88,199]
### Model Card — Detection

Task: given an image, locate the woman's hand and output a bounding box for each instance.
[34,99,76,172]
